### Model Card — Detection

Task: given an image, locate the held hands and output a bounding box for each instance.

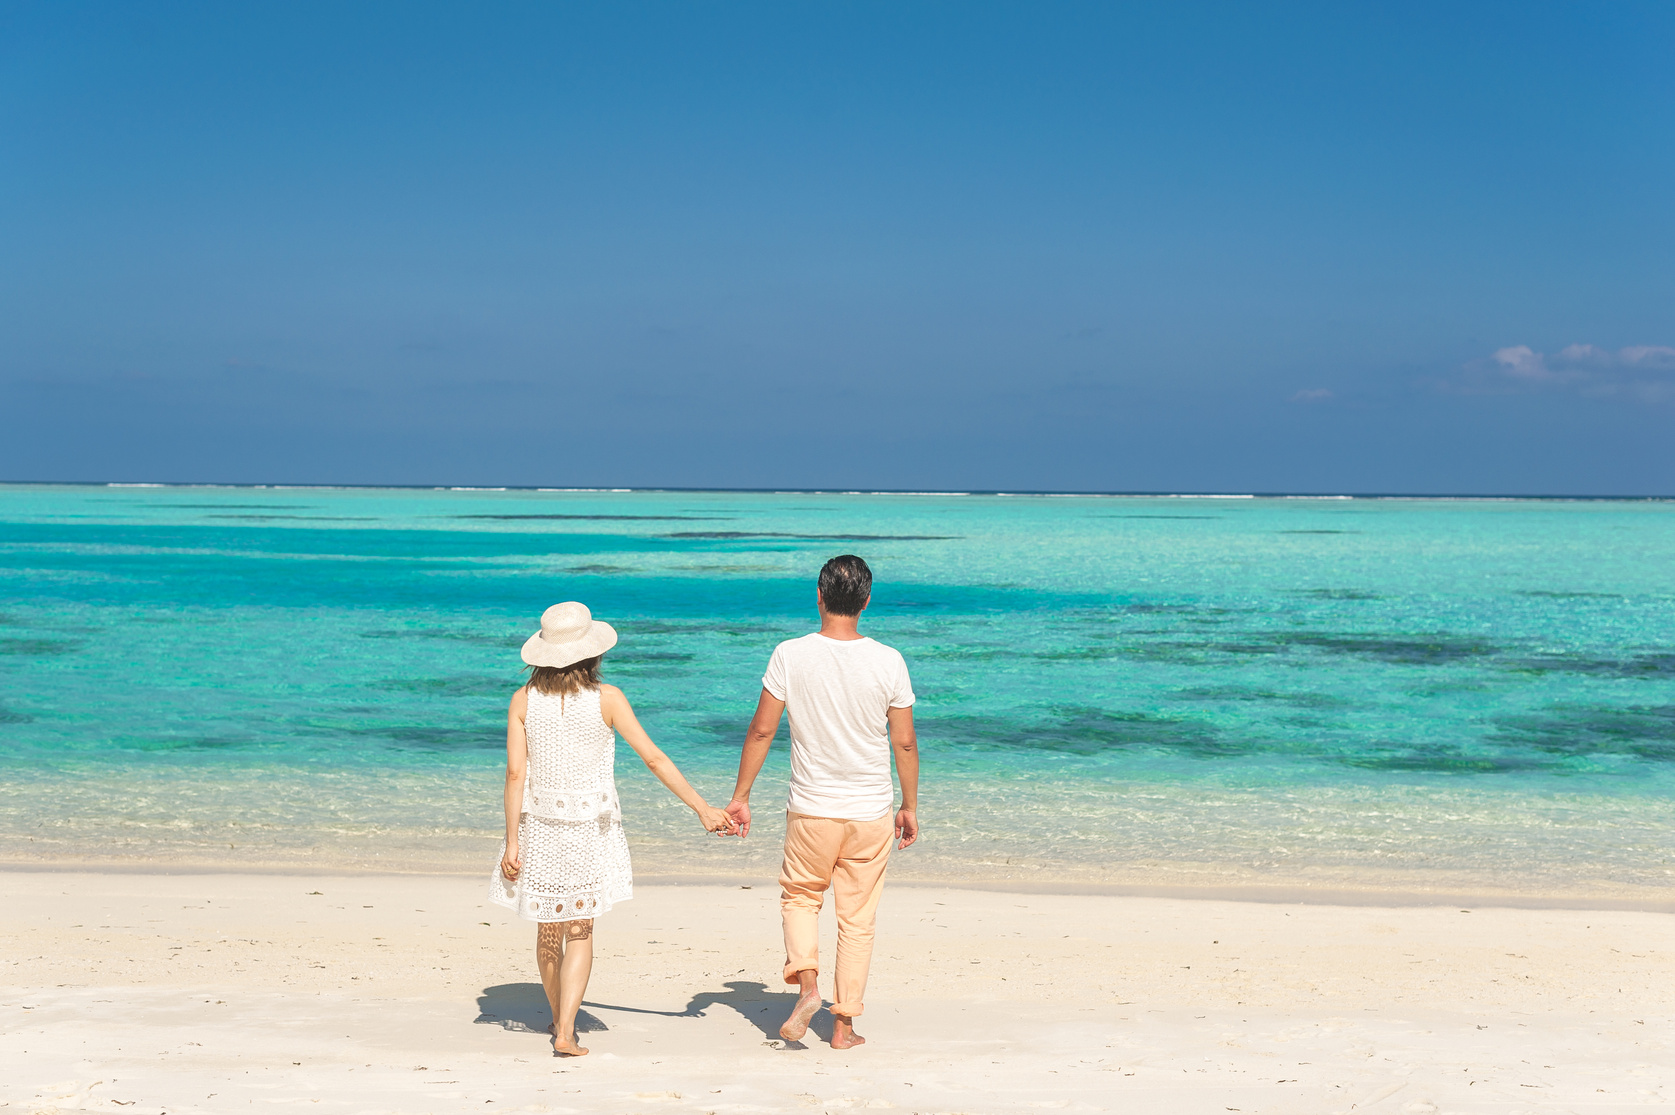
[697,804,740,836]
[724,798,752,839]
[500,841,521,882]
[894,808,918,850]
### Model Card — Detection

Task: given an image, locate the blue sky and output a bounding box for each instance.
[2,2,1671,493]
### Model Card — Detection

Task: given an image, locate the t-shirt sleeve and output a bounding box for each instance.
[888,651,916,708]
[762,644,788,701]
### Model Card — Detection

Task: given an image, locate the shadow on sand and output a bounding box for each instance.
[475,979,829,1046]
[475,983,608,1034]
[587,979,829,1043]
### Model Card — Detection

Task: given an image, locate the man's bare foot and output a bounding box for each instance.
[830,1015,866,1049]
[549,1024,589,1057]
[779,986,822,1041]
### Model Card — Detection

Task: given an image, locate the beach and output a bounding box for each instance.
[3,871,1670,1113]
[8,1,1674,1107]
[4,486,1674,1110]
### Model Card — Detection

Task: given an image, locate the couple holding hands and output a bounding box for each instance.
[490,555,919,1056]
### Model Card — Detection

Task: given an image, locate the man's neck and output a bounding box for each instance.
[817,613,864,641]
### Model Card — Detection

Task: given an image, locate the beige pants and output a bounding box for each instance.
[780,810,894,1018]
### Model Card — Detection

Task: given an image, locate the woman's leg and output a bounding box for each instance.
[552,919,594,1055]
[535,920,594,1055]
[535,922,566,1034]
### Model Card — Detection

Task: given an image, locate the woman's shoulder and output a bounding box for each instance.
[509,685,530,712]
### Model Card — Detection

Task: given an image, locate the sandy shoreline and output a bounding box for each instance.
[3,871,1670,1114]
[5,845,1671,914]
[3,858,1670,914]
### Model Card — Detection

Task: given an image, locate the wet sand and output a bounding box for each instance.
[2,871,1670,1113]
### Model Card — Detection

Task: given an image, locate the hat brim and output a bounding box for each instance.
[520,621,618,668]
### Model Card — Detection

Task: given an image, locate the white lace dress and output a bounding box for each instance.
[488,686,634,922]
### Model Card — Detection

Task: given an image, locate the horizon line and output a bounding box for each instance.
[1,480,1672,502]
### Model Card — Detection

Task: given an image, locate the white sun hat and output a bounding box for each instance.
[521,602,618,668]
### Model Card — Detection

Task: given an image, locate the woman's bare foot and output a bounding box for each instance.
[779,986,822,1041]
[549,1024,589,1057]
[830,1015,866,1049]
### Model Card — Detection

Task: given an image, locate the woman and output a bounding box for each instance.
[489,601,734,1056]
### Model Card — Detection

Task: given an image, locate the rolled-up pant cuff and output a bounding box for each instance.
[830,1000,863,1018]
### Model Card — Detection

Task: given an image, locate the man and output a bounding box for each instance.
[724,554,919,1050]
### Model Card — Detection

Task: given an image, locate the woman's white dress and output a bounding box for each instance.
[488,686,634,922]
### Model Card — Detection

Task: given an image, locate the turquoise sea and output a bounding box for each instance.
[1,484,1672,899]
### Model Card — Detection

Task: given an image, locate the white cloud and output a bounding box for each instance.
[1493,345,1557,380]
[1462,343,1675,401]
[1620,345,1675,369]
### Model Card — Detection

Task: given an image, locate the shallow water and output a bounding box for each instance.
[2,484,1672,896]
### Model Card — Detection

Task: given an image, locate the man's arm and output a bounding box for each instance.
[726,688,786,838]
[888,704,919,849]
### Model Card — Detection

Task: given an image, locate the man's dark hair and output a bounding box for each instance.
[818,555,872,616]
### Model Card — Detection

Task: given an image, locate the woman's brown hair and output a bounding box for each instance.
[525,655,602,697]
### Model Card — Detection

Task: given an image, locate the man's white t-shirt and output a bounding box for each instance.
[761,633,916,821]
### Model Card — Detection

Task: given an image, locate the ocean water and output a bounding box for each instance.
[1,484,1672,899]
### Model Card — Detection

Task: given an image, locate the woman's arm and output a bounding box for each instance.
[599,685,735,834]
[500,687,530,881]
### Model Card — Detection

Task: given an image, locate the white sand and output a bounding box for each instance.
[2,871,1670,1114]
